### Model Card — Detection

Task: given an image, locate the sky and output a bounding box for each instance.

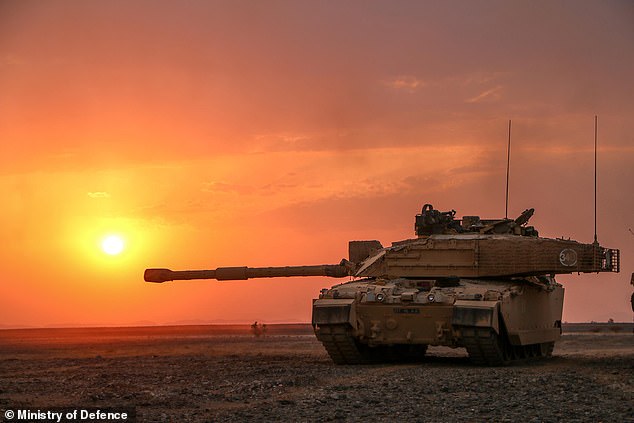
[1,0,633,327]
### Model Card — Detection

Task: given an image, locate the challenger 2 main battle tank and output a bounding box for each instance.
[144,204,620,365]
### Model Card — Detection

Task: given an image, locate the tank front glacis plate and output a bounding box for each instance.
[355,303,455,346]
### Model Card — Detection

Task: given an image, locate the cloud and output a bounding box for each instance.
[384,76,424,92]
[87,192,110,198]
[465,85,503,103]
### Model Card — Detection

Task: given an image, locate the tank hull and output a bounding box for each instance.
[312,277,563,365]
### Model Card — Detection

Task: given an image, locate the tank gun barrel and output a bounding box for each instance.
[145,263,350,283]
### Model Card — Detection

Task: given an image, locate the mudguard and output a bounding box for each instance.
[452,300,500,334]
[312,299,356,326]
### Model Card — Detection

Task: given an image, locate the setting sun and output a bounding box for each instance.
[101,235,125,256]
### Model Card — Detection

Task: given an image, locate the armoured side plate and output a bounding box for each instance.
[452,300,500,334]
[312,299,356,326]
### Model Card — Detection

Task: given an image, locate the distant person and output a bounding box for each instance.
[251,321,262,337]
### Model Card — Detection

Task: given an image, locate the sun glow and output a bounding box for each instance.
[101,235,125,255]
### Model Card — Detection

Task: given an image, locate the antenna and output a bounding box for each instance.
[593,115,598,245]
[505,119,511,219]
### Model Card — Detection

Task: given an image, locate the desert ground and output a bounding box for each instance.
[0,324,632,422]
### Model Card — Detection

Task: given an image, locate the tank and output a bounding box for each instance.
[144,204,620,365]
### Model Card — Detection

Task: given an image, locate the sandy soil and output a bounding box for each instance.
[0,325,632,422]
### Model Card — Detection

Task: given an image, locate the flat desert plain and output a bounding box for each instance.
[0,324,632,422]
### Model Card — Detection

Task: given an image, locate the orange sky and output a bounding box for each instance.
[1,1,633,327]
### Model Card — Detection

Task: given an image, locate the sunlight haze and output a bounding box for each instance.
[1,0,633,327]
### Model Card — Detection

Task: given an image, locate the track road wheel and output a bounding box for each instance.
[314,324,368,364]
[462,327,512,366]
[539,341,555,357]
[463,326,557,365]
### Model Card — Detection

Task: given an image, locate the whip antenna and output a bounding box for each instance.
[593,115,598,245]
[505,119,511,219]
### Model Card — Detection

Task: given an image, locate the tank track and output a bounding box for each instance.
[314,324,427,365]
[314,324,369,364]
[461,327,554,365]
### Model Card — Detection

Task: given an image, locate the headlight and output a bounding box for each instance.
[376,293,385,302]
[427,293,435,303]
